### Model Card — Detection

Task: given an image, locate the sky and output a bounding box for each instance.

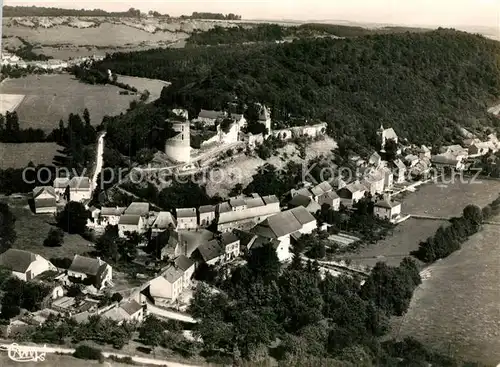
[3,0,500,29]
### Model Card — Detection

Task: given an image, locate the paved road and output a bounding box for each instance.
[146,301,197,324]
[91,131,106,193]
[0,342,202,367]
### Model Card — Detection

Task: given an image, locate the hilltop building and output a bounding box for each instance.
[165,119,191,163]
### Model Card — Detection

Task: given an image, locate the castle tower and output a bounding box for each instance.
[258,104,272,136]
[165,120,191,163]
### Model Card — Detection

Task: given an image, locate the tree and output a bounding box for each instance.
[83,108,90,126]
[383,138,398,160]
[57,202,89,234]
[43,228,64,247]
[0,203,16,252]
[138,316,165,356]
[463,204,483,226]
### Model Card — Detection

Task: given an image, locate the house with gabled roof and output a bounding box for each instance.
[374,197,402,223]
[151,211,177,235]
[148,271,184,304]
[68,177,92,202]
[369,152,382,166]
[393,159,407,183]
[195,109,227,126]
[337,181,367,206]
[0,249,56,281]
[118,214,145,238]
[288,194,321,213]
[173,255,195,288]
[362,172,385,196]
[101,299,144,324]
[32,186,57,214]
[199,205,216,227]
[193,239,225,266]
[250,206,316,262]
[318,191,340,210]
[67,255,112,290]
[378,125,398,150]
[176,208,198,230]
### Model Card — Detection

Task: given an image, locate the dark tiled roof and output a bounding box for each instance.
[101,207,126,216]
[220,232,239,246]
[289,194,313,208]
[0,249,37,273]
[124,202,149,216]
[262,195,279,205]
[198,109,225,120]
[199,205,216,214]
[174,254,194,271]
[252,210,303,238]
[289,206,316,226]
[118,214,140,225]
[162,266,184,283]
[176,208,197,218]
[197,240,224,262]
[120,299,142,316]
[69,255,107,276]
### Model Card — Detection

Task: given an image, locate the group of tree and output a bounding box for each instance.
[5,37,52,62]
[186,243,438,364]
[56,202,90,235]
[0,164,57,195]
[411,201,498,263]
[70,65,139,94]
[180,12,241,20]
[3,5,142,17]
[94,225,139,263]
[43,227,64,247]
[0,203,17,253]
[92,30,500,149]
[0,111,46,143]
[0,268,52,319]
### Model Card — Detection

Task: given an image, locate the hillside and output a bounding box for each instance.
[93,30,500,148]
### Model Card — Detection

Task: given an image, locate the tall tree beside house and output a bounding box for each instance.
[57,202,90,235]
[0,203,16,252]
[383,138,398,161]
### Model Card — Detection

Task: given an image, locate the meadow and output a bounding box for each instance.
[0,74,138,130]
[0,142,61,169]
[395,221,500,365]
[338,179,500,267]
[116,74,170,102]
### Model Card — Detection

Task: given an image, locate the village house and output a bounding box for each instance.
[381,167,394,190]
[374,197,402,223]
[176,208,198,230]
[310,181,334,201]
[404,154,419,167]
[331,177,347,191]
[440,144,468,160]
[0,249,56,281]
[99,207,126,227]
[199,205,216,227]
[118,202,150,237]
[173,255,195,289]
[193,239,226,266]
[318,190,341,210]
[431,153,466,171]
[67,177,92,202]
[32,186,58,214]
[160,229,214,260]
[468,142,492,157]
[151,211,177,236]
[288,194,321,213]
[369,152,382,166]
[362,172,385,196]
[337,181,367,206]
[67,255,112,290]
[250,206,317,262]
[217,194,281,232]
[393,159,407,183]
[290,187,314,199]
[101,299,144,324]
[148,272,183,305]
[220,232,241,261]
[194,109,227,126]
[419,145,432,159]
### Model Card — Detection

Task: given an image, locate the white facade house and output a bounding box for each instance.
[393,159,407,183]
[118,215,146,238]
[199,205,216,227]
[378,125,398,149]
[220,232,241,261]
[374,199,402,223]
[362,173,385,196]
[176,208,198,230]
[337,182,367,206]
[33,186,58,214]
[250,206,316,262]
[67,255,112,290]
[173,255,195,289]
[99,207,126,227]
[381,167,393,190]
[0,249,56,281]
[149,270,184,304]
[318,191,340,210]
[68,177,92,202]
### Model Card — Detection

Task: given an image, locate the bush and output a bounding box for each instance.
[43,228,64,247]
[73,345,103,361]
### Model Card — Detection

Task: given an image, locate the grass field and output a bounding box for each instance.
[395,220,500,366]
[7,199,93,260]
[116,75,170,102]
[0,74,138,131]
[0,142,62,169]
[338,179,500,267]
[0,94,26,114]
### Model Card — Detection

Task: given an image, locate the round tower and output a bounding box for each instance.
[165,121,191,163]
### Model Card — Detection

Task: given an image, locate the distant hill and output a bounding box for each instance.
[93,29,500,149]
[2,5,142,17]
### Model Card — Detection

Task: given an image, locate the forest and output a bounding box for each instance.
[186,23,429,45]
[91,29,500,149]
[2,6,141,17]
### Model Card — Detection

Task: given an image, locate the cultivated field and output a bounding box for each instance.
[0,142,62,169]
[339,179,500,267]
[0,94,25,114]
[395,221,500,365]
[0,74,138,130]
[116,74,170,102]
